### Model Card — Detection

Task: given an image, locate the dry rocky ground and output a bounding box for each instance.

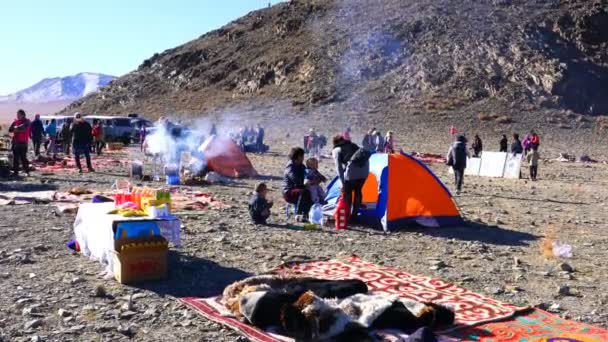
[0,141,607,342]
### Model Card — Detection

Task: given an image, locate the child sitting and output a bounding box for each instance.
[249,182,273,224]
[305,158,327,204]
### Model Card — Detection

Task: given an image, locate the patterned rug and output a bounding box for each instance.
[450,309,608,342]
[180,256,608,341]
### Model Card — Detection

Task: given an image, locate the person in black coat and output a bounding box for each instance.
[282,147,313,218]
[249,183,273,225]
[447,135,469,194]
[471,134,483,157]
[70,113,94,173]
[30,114,45,157]
[499,135,508,152]
[511,133,523,155]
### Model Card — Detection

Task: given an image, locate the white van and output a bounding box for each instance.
[39,115,73,133]
[85,115,133,144]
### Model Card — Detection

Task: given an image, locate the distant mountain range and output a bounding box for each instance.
[0,72,115,104]
[0,73,115,120]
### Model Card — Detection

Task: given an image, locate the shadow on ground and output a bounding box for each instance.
[0,182,58,192]
[413,221,539,247]
[466,192,589,206]
[135,252,251,298]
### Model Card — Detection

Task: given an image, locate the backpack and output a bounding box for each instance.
[451,143,467,169]
[339,141,359,165]
[349,148,372,167]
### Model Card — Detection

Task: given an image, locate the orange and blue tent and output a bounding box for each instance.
[325,152,463,231]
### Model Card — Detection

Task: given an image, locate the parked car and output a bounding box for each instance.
[84,115,133,144]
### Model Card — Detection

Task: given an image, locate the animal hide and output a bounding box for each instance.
[221,275,454,341]
[283,291,455,341]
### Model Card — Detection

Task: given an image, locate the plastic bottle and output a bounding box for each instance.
[552,242,573,258]
[285,203,295,219]
[309,204,324,225]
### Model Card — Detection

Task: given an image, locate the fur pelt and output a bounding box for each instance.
[221,274,368,321]
[221,275,454,341]
[281,291,455,341]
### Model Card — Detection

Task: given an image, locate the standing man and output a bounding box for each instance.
[92,119,105,156]
[361,128,374,152]
[530,130,540,151]
[255,124,265,153]
[374,130,384,153]
[70,113,95,173]
[471,134,483,157]
[511,133,523,155]
[527,147,540,181]
[30,114,44,157]
[60,121,72,155]
[447,135,469,195]
[499,134,508,152]
[8,110,31,176]
[45,119,58,158]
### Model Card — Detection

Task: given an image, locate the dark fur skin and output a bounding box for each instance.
[281,299,454,341]
[371,301,455,333]
[243,279,368,329]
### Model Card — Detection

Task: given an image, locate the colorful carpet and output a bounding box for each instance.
[180,256,608,341]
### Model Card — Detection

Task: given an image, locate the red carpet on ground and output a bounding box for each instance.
[180,256,608,341]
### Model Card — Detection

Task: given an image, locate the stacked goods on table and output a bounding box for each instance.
[112,185,172,218]
[107,181,175,283]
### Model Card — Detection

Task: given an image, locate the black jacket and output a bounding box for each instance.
[282,161,306,195]
[71,121,93,146]
[499,137,508,151]
[448,141,468,170]
[249,194,272,224]
[30,119,44,139]
[511,140,523,154]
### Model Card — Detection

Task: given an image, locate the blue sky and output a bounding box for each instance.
[0,0,283,95]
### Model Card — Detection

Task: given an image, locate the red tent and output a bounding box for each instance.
[199,136,258,178]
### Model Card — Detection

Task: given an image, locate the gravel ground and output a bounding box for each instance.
[1,144,607,341]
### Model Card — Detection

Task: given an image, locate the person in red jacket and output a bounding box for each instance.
[530,130,540,151]
[91,119,104,156]
[8,109,31,176]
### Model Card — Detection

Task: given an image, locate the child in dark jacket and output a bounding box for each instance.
[249,183,273,225]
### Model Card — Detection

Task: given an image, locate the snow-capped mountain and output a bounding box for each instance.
[0,72,115,104]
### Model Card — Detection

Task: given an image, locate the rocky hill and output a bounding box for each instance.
[61,0,608,153]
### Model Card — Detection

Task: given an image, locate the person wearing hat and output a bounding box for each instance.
[70,113,94,173]
[446,135,469,195]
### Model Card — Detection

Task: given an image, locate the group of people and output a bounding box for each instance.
[361,128,394,153]
[447,130,542,194]
[303,129,328,157]
[236,125,265,153]
[250,130,373,226]
[5,110,97,176]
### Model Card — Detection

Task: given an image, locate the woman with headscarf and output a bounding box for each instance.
[282,147,313,219]
[332,135,370,222]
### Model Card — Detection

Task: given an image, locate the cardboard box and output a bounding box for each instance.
[112,236,168,284]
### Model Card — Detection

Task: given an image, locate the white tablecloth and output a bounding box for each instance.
[74,202,181,274]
